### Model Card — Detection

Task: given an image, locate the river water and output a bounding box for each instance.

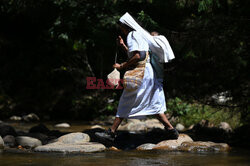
[1,149,250,166]
[0,121,250,166]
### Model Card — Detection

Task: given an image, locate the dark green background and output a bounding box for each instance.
[0,0,249,123]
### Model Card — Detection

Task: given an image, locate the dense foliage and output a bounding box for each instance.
[0,0,249,123]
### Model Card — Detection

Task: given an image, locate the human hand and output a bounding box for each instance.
[117,36,125,46]
[113,63,122,70]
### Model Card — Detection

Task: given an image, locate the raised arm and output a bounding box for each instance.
[117,36,128,52]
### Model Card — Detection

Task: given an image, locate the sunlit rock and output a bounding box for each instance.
[22,113,40,122]
[219,122,232,132]
[108,146,121,151]
[153,134,193,150]
[145,119,164,130]
[34,142,106,153]
[175,123,185,132]
[10,116,22,121]
[57,132,90,144]
[91,125,105,130]
[54,123,70,128]
[179,141,230,152]
[136,143,156,150]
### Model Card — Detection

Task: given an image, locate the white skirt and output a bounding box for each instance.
[116,62,166,119]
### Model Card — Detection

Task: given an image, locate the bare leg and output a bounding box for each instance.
[155,113,174,130]
[110,117,124,133]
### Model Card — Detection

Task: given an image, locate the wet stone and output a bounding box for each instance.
[3,135,16,147]
[179,141,230,152]
[0,136,4,149]
[136,143,156,151]
[16,136,42,149]
[34,142,106,153]
[153,134,193,150]
[57,132,90,144]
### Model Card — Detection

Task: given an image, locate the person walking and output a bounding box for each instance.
[95,13,179,142]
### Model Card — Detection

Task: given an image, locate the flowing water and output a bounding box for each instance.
[1,121,249,166]
[1,149,250,166]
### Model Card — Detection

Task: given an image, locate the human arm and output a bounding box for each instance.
[113,51,141,70]
[117,36,128,52]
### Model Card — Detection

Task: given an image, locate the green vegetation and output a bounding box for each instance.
[167,97,241,129]
[0,0,249,125]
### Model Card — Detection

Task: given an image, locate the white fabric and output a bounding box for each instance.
[116,29,166,118]
[119,12,175,63]
[107,68,120,87]
[116,63,166,118]
[127,31,149,54]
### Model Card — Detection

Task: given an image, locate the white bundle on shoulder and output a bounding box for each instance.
[119,12,175,63]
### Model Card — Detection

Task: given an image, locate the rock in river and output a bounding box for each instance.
[219,122,232,132]
[16,136,42,148]
[9,116,22,121]
[0,123,17,137]
[91,125,105,130]
[136,143,156,151]
[153,134,193,150]
[54,123,70,128]
[34,142,106,153]
[22,113,40,122]
[179,141,230,152]
[0,136,4,149]
[57,132,90,144]
[3,135,16,147]
[29,124,50,134]
[175,123,185,132]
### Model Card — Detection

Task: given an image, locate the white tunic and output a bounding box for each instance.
[116,31,166,119]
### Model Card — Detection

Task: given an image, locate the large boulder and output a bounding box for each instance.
[153,134,193,150]
[0,136,4,149]
[57,132,90,144]
[16,136,42,148]
[34,142,106,153]
[0,123,17,137]
[179,141,230,152]
[3,135,16,147]
[54,123,70,128]
[22,113,40,122]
